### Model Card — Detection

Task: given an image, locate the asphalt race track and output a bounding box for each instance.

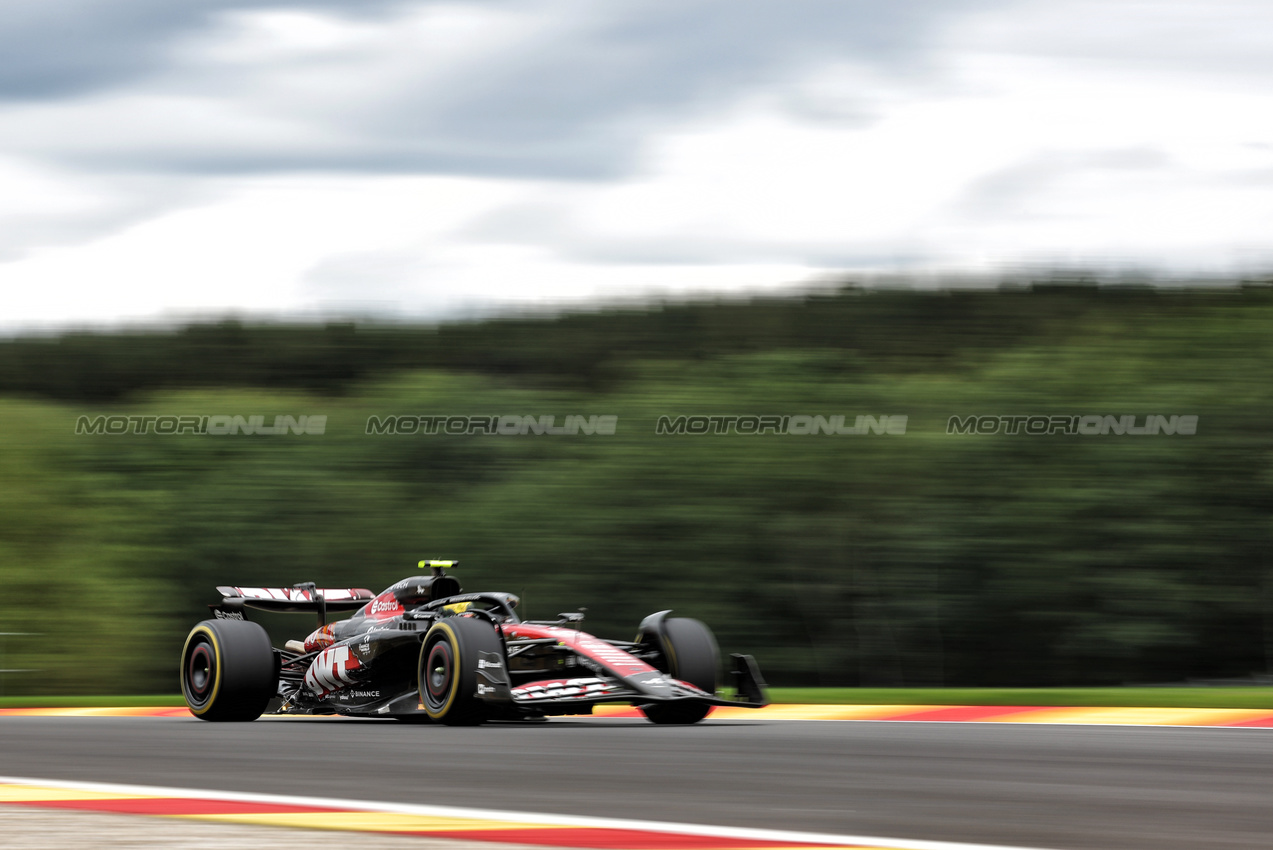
[1,716,1271,850]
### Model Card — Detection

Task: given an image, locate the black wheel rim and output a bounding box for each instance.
[424,640,453,710]
[185,639,215,707]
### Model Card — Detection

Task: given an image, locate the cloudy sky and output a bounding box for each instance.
[2,0,1271,330]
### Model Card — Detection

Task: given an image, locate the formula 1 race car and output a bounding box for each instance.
[180,560,769,725]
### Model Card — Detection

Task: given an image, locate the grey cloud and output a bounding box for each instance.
[952,148,1174,220]
[0,2,185,99]
[323,1,1012,173]
[302,250,430,302]
[0,174,216,262]
[2,0,1016,180]
[0,1,405,100]
[569,240,935,268]
[456,201,576,246]
[959,0,1273,91]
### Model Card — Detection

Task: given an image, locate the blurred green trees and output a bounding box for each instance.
[0,281,1270,693]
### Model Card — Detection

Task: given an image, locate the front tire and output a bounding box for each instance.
[180,619,277,721]
[418,617,503,726]
[642,617,719,725]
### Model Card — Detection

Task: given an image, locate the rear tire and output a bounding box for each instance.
[418,617,503,726]
[641,617,719,725]
[180,620,277,722]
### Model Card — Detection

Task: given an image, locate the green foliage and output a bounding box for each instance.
[0,283,1271,693]
[0,695,187,708]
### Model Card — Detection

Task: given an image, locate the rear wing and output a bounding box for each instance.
[212,585,374,626]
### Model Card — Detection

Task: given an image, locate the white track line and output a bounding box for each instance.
[0,774,1060,850]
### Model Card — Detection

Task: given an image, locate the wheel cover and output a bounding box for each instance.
[184,637,216,709]
[424,640,454,711]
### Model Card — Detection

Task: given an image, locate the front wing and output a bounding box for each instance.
[484,653,770,716]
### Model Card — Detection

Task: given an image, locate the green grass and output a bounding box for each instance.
[4,688,1272,710]
[765,688,1273,709]
[0,695,186,709]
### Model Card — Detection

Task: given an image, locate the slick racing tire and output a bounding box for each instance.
[181,619,277,722]
[418,617,503,726]
[642,617,719,725]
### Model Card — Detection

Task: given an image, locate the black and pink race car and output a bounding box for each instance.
[180,560,769,725]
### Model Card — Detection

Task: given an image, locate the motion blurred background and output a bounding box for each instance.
[2,283,1271,693]
[1,1,1271,694]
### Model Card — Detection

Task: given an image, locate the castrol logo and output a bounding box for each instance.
[366,594,402,618]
